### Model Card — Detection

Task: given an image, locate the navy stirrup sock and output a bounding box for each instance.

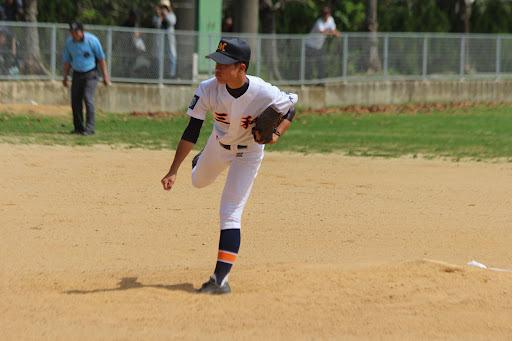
[213,229,240,286]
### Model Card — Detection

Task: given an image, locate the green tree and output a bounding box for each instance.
[378,0,451,33]
[412,0,451,32]
[37,0,77,23]
[37,0,155,27]
[470,0,512,33]
[332,0,366,32]
[273,0,365,34]
[29,0,512,34]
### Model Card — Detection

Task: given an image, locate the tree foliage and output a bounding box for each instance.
[470,0,512,33]
[274,0,366,34]
[37,0,77,24]
[378,0,452,33]
[37,0,156,27]
[32,0,512,34]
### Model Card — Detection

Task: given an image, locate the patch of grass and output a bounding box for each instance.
[265,106,512,161]
[0,111,213,150]
[1,105,512,161]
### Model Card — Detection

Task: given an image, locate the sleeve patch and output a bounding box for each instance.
[189,95,200,110]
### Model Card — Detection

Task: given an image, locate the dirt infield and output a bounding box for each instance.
[1,143,512,340]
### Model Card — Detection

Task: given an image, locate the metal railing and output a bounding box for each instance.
[1,21,511,85]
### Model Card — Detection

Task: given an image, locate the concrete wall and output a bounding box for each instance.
[293,79,512,109]
[1,79,511,113]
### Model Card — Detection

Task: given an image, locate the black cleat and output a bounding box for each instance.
[196,278,231,295]
[192,150,202,168]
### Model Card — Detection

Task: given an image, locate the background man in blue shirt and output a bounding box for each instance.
[63,21,110,135]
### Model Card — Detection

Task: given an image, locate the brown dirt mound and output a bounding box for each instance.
[1,144,511,340]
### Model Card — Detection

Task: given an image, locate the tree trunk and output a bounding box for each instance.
[232,0,258,76]
[457,0,473,74]
[174,0,196,30]
[21,0,49,75]
[173,0,196,78]
[260,1,283,80]
[365,0,381,74]
[235,0,259,33]
[457,0,469,34]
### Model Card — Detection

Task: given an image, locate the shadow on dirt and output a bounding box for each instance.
[64,277,195,294]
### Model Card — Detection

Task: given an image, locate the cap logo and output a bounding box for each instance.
[217,42,227,51]
[206,38,251,64]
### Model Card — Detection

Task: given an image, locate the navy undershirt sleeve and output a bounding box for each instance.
[181,117,204,143]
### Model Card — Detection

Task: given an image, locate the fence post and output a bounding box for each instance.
[422,34,428,79]
[208,33,213,79]
[496,35,501,80]
[51,25,56,81]
[192,52,198,83]
[256,36,261,77]
[158,31,165,83]
[459,35,465,79]
[342,33,348,81]
[107,28,112,79]
[383,34,389,80]
[300,36,305,83]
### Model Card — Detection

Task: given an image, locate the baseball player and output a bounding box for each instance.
[161,37,298,295]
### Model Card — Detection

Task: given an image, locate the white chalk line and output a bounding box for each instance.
[467,260,512,273]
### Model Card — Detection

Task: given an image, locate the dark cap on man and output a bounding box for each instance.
[206,37,251,65]
[69,21,84,32]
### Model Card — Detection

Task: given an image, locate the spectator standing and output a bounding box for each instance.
[305,7,340,81]
[0,0,23,21]
[122,8,139,28]
[0,0,23,75]
[0,26,18,75]
[153,0,177,78]
[120,8,150,77]
[62,22,110,136]
[221,16,233,33]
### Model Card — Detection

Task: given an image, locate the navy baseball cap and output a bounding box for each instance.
[69,21,84,31]
[206,37,251,64]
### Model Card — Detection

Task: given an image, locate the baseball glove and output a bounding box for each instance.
[252,106,284,144]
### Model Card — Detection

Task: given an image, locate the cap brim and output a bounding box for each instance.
[205,51,238,65]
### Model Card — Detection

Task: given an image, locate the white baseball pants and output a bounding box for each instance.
[191,133,264,230]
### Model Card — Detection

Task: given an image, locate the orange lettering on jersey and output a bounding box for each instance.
[218,42,227,51]
[241,115,256,129]
[214,112,230,124]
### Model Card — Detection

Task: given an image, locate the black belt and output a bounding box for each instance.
[219,141,247,150]
[73,68,96,74]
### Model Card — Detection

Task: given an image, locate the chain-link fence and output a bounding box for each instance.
[1,21,511,85]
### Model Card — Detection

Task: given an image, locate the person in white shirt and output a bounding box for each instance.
[305,7,340,81]
[153,0,177,78]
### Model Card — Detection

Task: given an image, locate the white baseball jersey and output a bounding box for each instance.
[187,75,298,231]
[187,75,298,146]
[306,16,337,50]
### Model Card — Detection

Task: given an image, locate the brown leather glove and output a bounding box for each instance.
[252,106,284,144]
